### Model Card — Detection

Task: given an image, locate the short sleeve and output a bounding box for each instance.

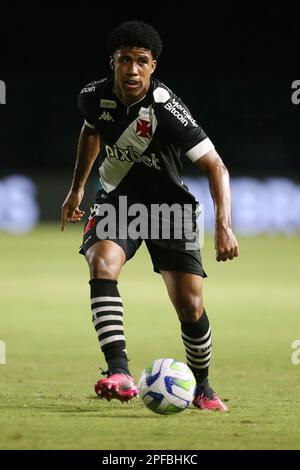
[77,83,99,128]
[154,87,214,161]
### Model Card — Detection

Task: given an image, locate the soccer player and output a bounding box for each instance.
[61,21,239,411]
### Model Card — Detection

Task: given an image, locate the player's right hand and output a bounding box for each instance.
[61,189,85,231]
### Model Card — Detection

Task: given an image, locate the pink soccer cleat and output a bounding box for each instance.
[95,373,139,403]
[193,379,228,412]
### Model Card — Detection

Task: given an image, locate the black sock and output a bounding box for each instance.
[180,309,211,384]
[90,278,130,375]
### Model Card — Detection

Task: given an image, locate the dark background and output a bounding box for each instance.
[1,4,299,178]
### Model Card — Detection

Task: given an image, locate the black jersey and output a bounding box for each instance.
[78,76,214,204]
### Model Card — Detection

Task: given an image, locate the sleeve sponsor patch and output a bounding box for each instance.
[164,98,198,127]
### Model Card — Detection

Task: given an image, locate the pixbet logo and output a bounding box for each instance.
[291,340,300,365]
[291,80,300,105]
[105,144,161,170]
[0,340,6,364]
[0,80,6,104]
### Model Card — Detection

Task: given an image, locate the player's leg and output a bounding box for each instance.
[160,270,209,380]
[160,270,228,412]
[84,239,138,402]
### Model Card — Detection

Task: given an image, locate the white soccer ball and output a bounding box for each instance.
[138,358,196,415]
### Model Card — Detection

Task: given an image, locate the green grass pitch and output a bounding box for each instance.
[0,224,300,449]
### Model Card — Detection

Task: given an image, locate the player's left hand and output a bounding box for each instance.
[214,225,239,262]
[61,189,85,231]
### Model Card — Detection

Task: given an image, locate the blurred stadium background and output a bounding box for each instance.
[0,6,300,450]
[1,74,300,235]
[1,6,300,234]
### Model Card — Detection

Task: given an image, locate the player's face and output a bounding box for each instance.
[112,47,157,105]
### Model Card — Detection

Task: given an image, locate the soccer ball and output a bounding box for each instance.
[138,358,196,415]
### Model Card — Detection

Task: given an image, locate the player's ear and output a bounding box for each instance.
[151,60,157,74]
[109,56,114,71]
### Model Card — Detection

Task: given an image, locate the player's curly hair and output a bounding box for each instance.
[107,20,163,60]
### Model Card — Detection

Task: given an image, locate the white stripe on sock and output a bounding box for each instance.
[182,336,211,351]
[92,305,123,315]
[97,325,124,336]
[99,335,125,347]
[181,326,211,343]
[187,360,210,369]
[186,351,211,363]
[91,296,122,305]
[184,343,211,356]
[92,314,123,327]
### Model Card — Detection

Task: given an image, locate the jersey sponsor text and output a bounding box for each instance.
[164,98,198,127]
[81,86,96,93]
[105,144,161,170]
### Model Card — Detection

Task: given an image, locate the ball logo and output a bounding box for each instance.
[138,358,196,414]
[0,80,6,104]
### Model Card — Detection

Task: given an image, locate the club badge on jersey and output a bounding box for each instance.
[136,119,152,139]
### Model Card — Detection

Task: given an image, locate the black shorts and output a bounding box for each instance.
[79,191,207,278]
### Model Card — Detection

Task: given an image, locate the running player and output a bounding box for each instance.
[61,20,239,411]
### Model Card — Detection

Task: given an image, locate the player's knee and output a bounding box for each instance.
[87,253,121,279]
[176,295,204,322]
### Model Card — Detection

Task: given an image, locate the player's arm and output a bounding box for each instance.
[194,148,239,261]
[61,122,100,231]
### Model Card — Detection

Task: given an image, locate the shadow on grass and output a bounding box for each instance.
[1,394,162,419]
